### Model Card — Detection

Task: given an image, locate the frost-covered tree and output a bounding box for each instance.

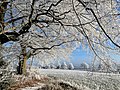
[61,62,68,69]
[50,64,56,69]
[56,61,61,69]
[0,44,15,90]
[117,64,120,74]
[0,0,120,74]
[68,63,74,70]
[80,62,89,71]
[0,45,5,69]
[99,59,113,72]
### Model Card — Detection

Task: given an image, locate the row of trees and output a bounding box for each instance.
[36,62,74,70]
[0,0,120,75]
[41,62,74,70]
[37,61,120,73]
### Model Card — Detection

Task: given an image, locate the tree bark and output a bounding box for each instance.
[17,60,23,74]
[23,54,27,75]
[17,43,27,75]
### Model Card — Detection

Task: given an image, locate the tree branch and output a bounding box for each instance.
[77,0,120,48]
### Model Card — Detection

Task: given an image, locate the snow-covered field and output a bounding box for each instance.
[38,69,120,90]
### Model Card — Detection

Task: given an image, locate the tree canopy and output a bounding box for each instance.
[0,0,120,71]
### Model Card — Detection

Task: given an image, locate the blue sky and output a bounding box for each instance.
[111,54,120,63]
[70,45,120,66]
[70,46,93,66]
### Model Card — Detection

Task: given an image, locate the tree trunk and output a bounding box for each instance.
[17,43,27,75]
[17,60,23,74]
[22,54,27,75]
[17,55,27,75]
